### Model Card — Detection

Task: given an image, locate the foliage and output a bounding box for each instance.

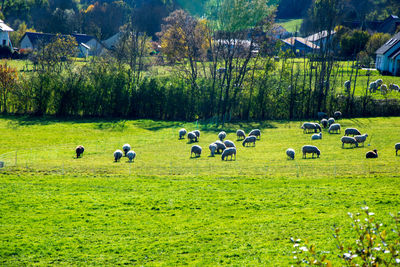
[365,32,391,58]
[9,22,36,47]
[0,63,18,113]
[340,30,371,58]
[292,207,400,266]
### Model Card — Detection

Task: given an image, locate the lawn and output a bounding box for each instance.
[0,116,399,265]
[276,18,303,33]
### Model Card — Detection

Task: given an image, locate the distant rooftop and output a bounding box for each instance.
[0,19,13,32]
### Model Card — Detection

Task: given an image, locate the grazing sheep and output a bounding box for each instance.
[334,111,342,120]
[345,128,361,136]
[301,122,321,133]
[126,150,136,162]
[321,118,328,128]
[286,148,295,160]
[191,145,202,158]
[318,112,328,120]
[369,81,378,93]
[302,145,320,159]
[344,80,351,92]
[389,83,400,92]
[221,147,237,161]
[236,129,246,140]
[179,128,187,139]
[354,134,368,146]
[187,132,198,142]
[242,136,256,147]
[75,145,84,158]
[341,136,359,148]
[249,129,261,139]
[327,117,335,126]
[114,149,123,162]
[193,130,200,139]
[376,79,383,86]
[366,149,378,159]
[209,143,217,157]
[311,132,322,140]
[214,140,226,154]
[122,144,131,156]
[395,143,400,156]
[328,123,341,134]
[224,140,236,148]
[218,131,227,141]
[381,84,388,95]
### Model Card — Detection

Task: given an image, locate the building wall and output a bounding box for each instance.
[0,31,12,49]
[20,36,33,50]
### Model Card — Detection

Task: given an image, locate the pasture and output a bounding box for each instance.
[0,116,399,265]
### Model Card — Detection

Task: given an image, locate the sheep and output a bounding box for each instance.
[213,140,226,154]
[187,132,198,142]
[191,145,202,158]
[395,143,400,156]
[344,80,351,92]
[318,112,328,120]
[301,122,321,133]
[389,83,400,92]
[334,111,342,120]
[376,79,383,86]
[236,129,246,140]
[311,132,322,140]
[209,143,217,157]
[179,128,187,139]
[354,133,368,147]
[114,149,123,162]
[75,145,84,158]
[126,150,136,162]
[221,147,237,161]
[381,84,388,95]
[122,144,131,156]
[286,148,295,160]
[218,131,227,141]
[369,81,378,93]
[345,128,361,136]
[366,149,378,159]
[328,117,335,126]
[321,119,328,128]
[302,145,320,159]
[193,130,200,139]
[224,140,236,148]
[242,136,256,147]
[328,123,341,134]
[341,136,359,148]
[249,129,261,139]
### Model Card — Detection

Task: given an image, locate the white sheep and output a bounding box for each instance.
[191,145,202,158]
[354,133,368,146]
[221,147,236,161]
[389,83,400,92]
[334,111,342,120]
[345,128,361,136]
[187,132,198,142]
[344,80,351,92]
[214,140,226,154]
[224,140,235,148]
[193,130,200,139]
[126,150,136,162]
[311,132,322,140]
[341,136,359,148]
[286,148,295,160]
[75,145,84,158]
[179,128,187,139]
[218,131,227,141]
[242,136,256,147]
[328,117,335,126]
[369,81,378,93]
[376,79,383,86]
[209,143,217,157]
[302,145,320,158]
[114,149,123,162]
[328,123,341,134]
[122,144,131,156]
[249,129,261,139]
[321,119,328,128]
[381,84,388,95]
[395,143,400,156]
[236,130,246,140]
[301,122,321,133]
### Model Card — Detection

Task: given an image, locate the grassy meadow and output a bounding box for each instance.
[0,116,400,265]
[276,18,303,33]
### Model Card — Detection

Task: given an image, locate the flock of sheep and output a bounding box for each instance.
[75,144,137,162]
[288,110,400,160]
[344,79,400,95]
[179,128,261,161]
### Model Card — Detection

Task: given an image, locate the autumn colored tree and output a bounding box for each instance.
[0,63,18,113]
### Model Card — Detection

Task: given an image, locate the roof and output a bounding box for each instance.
[282,37,320,49]
[305,30,335,42]
[376,31,400,55]
[0,19,13,32]
[21,32,99,48]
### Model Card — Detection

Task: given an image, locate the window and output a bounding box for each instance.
[2,40,5,46]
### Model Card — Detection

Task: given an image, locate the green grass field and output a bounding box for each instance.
[0,116,399,265]
[276,19,303,33]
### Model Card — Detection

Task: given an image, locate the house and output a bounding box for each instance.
[305,30,336,49]
[343,15,400,35]
[281,37,320,55]
[20,32,105,56]
[0,19,13,49]
[270,25,291,40]
[102,32,122,50]
[378,15,400,34]
[375,31,400,76]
